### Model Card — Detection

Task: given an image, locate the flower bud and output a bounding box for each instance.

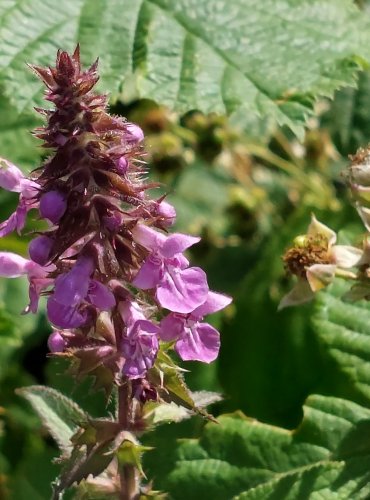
[157,200,176,226]
[40,190,67,223]
[28,235,53,265]
[116,156,128,174]
[125,123,144,144]
[47,331,65,353]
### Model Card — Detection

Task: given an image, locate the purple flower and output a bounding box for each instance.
[47,299,89,329]
[119,300,159,379]
[47,256,115,329]
[28,235,53,265]
[39,190,67,224]
[160,291,232,363]
[0,251,54,313]
[0,158,39,237]
[132,224,208,313]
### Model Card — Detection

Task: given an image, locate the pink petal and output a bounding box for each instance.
[0,158,25,192]
[20,179,40,199]
[132,255,163,289]
[0,252,30,277]
[119,300,145,326]
[156,266,209,313]
[192,291,232,317]
[175,322,220,363]
[0,200,27,237]
[47,297,87,329]
[132,224,166,251]
[27,276,53,313]
[160,313,185,342]
[161,233,200,258]
[53,258,94,307]
[87,280,115,310]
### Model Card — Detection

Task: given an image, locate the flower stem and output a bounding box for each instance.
[118,383,139,500]
[118,382,131,429]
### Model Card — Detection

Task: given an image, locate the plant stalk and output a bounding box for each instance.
[118,383,140,500]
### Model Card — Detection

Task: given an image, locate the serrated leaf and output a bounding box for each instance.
[17,385,88,453]
[1,0,370,135]
[149,351,195,410]
[52,445,115,500]
[323,68,370,156]
[313,280,370,405]
[143,391,222,426]
[150,395,370,499]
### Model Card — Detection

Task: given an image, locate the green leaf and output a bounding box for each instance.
[149,351,195,410]
[323,68,370,156]
[151,395,370,499]
[1,0,370,135]
[0,93,41,171]
[144,391,222,426]
[313,280,370,405]
[17,385,88,454]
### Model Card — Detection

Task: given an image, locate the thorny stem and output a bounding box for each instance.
[118,384,140,500]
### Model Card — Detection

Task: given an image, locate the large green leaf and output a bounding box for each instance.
[0,93,41,170]
[149,395,370,500]
[323,68,370,156]
[313,280,370,406]
[0,0,370,135]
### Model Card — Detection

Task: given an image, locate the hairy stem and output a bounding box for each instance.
[118,383,140,500]
[120,464,139,500]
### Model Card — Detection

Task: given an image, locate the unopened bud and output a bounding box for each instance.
[125,123,144,144]
[40,190,67,223]
[47,331,65,353]
[116,156,128,174]
[29,235,53,265]
[157,200,176,226]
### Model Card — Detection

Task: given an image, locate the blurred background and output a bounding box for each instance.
[1,0,370,497]
[1,87,367,496]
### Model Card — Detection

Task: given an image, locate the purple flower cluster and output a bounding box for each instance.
[0,48,231,390]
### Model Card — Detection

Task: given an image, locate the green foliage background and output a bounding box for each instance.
[2,0,370,498]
